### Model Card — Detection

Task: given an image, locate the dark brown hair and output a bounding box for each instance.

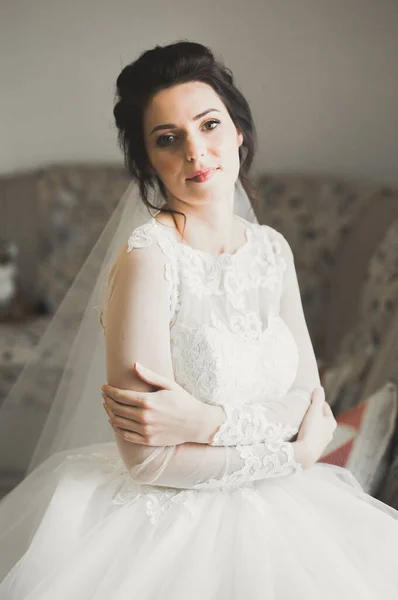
[113,40,258,221]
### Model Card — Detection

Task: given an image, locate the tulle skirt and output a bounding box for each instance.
[1,441,398,599]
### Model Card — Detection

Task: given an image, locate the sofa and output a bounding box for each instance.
[1,164,397,508]
[254,174,398,508]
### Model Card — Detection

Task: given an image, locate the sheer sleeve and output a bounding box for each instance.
[209,227,321,448]
[103,229,305,492]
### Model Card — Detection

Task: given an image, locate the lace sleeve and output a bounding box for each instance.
[125,437,303,492]
[104,230,304,492]
[208,227,321,448]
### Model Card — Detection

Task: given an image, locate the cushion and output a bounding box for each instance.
[318,382,397,495]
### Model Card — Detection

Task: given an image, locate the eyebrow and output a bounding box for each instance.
[150,108,220,135]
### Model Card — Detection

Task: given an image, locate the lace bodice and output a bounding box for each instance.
[103,213,321,492]
[129,215,299,407]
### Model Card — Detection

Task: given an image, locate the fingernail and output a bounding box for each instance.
[136,362,145,371]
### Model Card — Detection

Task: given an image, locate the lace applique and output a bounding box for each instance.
[236,441,303,481]
[170,316,299,407]
[170,324,223,404]
[194,441,303,492]
[228,312,263,341]
[111,475,198,524]
[210,403,299,446]
[65,451,126,473]
[112,481,198,525]
[66,450,197,523]
[210,310,265,342]
[143,488,197,524]
[127,222,155,250]
[169,225,286,310]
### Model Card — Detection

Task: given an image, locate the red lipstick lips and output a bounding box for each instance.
[187,168,218,183]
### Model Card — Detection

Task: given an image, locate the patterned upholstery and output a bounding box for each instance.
[331,219,398,414]
[0,164,130,406]
[254,174,398,508]
[254,174,388,358]
[0,317,51,406]
[36,165,130,312]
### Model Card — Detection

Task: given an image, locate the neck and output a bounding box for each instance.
[163,186,244,255]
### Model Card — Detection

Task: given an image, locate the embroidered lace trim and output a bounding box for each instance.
[210,403,299,446]
[194,440,303,492]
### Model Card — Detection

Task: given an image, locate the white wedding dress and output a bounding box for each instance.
[1,213,398,599]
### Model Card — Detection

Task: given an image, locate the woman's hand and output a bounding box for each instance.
[102,363,225,447]
[296,387,337,467]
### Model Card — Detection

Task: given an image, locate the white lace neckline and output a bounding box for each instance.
[150,211,254,262]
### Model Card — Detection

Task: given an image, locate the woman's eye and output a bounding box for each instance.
[156,134,176,148]
[156,120,220,148]
[203,119,220,131]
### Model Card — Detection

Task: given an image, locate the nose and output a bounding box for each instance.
[184,133,205,162]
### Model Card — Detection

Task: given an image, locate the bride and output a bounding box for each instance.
[1,40,398,599]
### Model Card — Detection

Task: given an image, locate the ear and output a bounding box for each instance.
[236,129,244,148]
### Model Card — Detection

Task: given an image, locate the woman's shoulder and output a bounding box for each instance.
[126,217,162,252]
[242,219,290,248]
[243,220,294,267]
[107,219,170,284]
[127,213,179,255]
[106,217,177,296]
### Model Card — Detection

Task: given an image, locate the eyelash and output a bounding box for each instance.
[156,119,221,148]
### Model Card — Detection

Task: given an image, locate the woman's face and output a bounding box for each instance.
[142,81,243,206]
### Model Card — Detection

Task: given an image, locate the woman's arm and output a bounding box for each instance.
[103,235,309,490]
[104,226,321,450]
[103,367,314,448]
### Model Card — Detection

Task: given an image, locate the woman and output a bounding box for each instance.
[1,40,398,598]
